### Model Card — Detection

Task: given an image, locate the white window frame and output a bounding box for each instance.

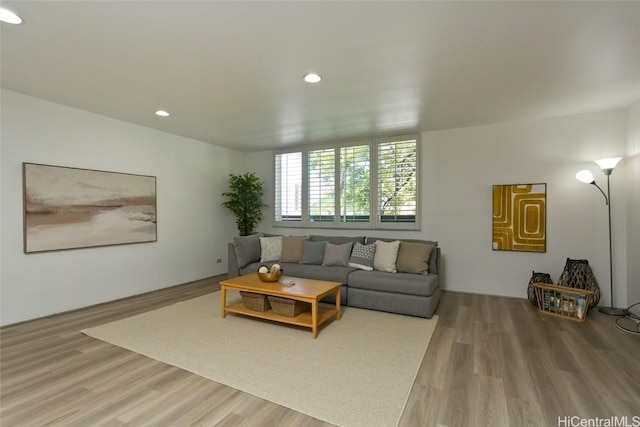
[273,134,420,230]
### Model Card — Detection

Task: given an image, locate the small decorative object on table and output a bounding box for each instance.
[280,278,295,287]
[533,283,593,322]
[268,296,310,317]
[257,264,283,282]
[239,291,271,312]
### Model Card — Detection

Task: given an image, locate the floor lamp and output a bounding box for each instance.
[576,157,625,316]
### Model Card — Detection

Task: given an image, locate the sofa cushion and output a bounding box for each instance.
[233,234,262,268]
[280,236,308,263]
[348,270,439,297]
[300,240,326,265]
[322,242,353,266]
[260,236,282,262]
[310,235,366,245]
[348,242,376,271]
[279,263,357,284]
[348,287,439,319]
[373,240,400,273]
[396,242,434,274]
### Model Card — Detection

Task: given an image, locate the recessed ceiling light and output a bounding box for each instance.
[155,110,170,117]
[304,73,322,83]
[0,8,23,24]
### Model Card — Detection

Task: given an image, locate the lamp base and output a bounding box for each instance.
[598,306,627,316]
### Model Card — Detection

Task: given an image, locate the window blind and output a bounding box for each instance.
[340,144,370,222]
[274,152,302,222]
[377,138,417,223]
[308,148,335,222]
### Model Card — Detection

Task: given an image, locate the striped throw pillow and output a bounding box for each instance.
[373,240,400,273]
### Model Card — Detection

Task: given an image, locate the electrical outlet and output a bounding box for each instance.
[216,258,222,264]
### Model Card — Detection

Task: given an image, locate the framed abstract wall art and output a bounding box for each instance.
[492,183,546,253]
[23,163,157,253]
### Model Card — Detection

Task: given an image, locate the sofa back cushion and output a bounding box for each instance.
[233,234,262,268]
[310,235,365,245]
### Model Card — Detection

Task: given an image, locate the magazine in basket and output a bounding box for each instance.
[534,283,593,322]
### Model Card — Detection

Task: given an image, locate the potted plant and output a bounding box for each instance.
[222,172,266,236]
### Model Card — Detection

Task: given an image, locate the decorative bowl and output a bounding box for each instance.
[257,271,284,282]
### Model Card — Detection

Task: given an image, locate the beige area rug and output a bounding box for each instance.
[83,292,438,427]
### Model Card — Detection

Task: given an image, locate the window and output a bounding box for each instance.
[340,144,370,222]
[376,137,417,224]
[308,148,335,222]
[274,151,302,222]
[274,134,419,230]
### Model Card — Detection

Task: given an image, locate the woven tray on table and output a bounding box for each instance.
[267,296,310,317]
[240,291,271,312]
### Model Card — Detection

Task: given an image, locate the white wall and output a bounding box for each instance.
[0,90,245,325]
[3,91,633,325]
[248,109,630,304]
[626,100,640,307]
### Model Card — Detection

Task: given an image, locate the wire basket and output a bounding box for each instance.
[533,283,593,322]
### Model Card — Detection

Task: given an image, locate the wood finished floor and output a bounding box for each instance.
[2,276,639,427]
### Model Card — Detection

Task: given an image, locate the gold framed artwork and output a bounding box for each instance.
[23,163,157,253]
[492,183,546,253]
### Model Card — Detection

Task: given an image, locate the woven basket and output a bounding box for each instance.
[240,291,271,312]
[267,296,309,317]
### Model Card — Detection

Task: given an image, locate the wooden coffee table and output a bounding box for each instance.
[219,273,341,338]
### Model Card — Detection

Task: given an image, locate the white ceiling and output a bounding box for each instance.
[2,1,640,152]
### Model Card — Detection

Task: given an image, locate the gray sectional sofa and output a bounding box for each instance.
[226,234,441,318]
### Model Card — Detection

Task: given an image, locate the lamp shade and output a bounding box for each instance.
[0,8,22,24]
[594,157,622,171]
[576,170,595,184]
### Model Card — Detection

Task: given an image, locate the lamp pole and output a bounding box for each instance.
[599,169,626,316]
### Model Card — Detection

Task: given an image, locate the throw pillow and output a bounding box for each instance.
[260,236,282,262]
[280,236,308,263]
[233,234,262,268]
[322,242,353,267]
[348,242,376,271]
[300,240,326,265]
[396,242,433,274]
[373,240,400,273]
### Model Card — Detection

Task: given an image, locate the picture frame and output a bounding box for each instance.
[492,183,546,253]
[23,162,157,253]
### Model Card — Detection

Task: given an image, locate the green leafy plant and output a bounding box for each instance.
[222,172,266,236]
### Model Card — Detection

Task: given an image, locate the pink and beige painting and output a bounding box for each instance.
[23,163,157,253]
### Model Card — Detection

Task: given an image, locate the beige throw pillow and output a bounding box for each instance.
[280,236,308,263]
[373,240,400,273]
[396,242,433,274]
